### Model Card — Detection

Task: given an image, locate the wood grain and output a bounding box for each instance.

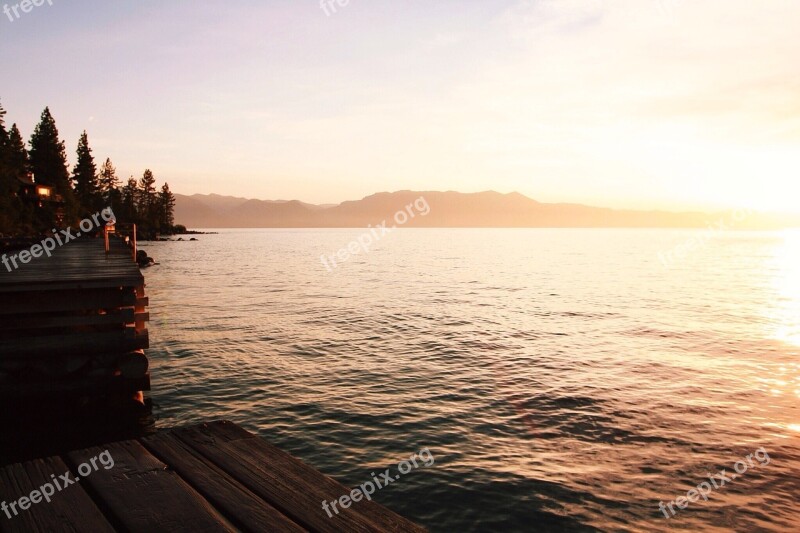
[174,421,426,533]
[0,422,424,532]
[66,440,235,532]
[0,456,114,533]
[142,430,306,533]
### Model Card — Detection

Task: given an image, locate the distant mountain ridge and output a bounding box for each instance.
[173,191,798,229]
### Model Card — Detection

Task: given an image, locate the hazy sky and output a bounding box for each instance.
[1,0,799,211]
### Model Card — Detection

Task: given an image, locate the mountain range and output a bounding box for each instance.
[173,191,797,229]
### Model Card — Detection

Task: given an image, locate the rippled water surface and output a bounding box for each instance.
[142,229,800,532]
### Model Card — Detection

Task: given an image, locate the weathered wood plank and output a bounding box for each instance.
[141,431,307,533]
[0,374,150,398]
[174,421,425,533]
[0,238,143,292]
[0,309,139,331]
[0,422,423,532]
[0,330,149,358]
[66,440,235,532]
[0,278,146,293]
[0,456,115,533]
[0,288,137,315]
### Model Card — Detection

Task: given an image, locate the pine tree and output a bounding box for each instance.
[6,124,33,231]
[138,169,157,228]
[98,157,121,211]
[29,107,76,225]
[7,124,29,180]
[0,100,7,151]
[0,101,9,182]
[0,104,32,233]
[29,108,69,188]
[72,130,99,212]
[0,100,14,233]
[158,182,176,230]
[121,177,139,223]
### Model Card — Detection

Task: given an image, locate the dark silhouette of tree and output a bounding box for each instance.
[29,107,77,224]
[98,157,121,212]
[0,100,6,146]
[0,104,33,233]
[120,177,139,224]
[72,131,100,212]
[7,124,29,180]
[0,100,180,237]
[138,169,157,230]
[158,182,176,229]
[6,124,33,230]
[0,100,14,233]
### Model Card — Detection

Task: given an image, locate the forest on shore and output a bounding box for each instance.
[0,99,179,238]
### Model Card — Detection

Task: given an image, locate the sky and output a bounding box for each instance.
[1,0,799,212]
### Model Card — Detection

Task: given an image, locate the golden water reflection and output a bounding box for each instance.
[769,230,800,347]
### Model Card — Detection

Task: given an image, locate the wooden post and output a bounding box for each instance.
[132,223,137,261]
[135,283,148,334]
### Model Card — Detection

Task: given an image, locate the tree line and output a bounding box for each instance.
[0,100,178,238]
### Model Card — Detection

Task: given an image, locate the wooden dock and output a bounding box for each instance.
[1,237,424,531]
[0,421,424,532]
[0,236,150,403]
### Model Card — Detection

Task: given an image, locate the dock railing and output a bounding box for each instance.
[105,222,137,260]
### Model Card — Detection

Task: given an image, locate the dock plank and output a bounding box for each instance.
[66,440,235,532]
[0,288,137,315]
[1,422,424,532]
[0,309,140,331]
[0,239,143,291]
[0,329,149,358]
[0,456,115,533]
[142,430,307,533]
[0,422,425,533]
[174,421,425,533]
[0,374,150,399]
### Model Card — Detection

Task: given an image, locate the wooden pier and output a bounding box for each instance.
[1,239,424,531]
[0,421,424,532]
[0,236,150,404]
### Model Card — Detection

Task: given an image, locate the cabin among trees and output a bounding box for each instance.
[0,100,177,239]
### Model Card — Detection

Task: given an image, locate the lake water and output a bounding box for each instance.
[141,229,800,532]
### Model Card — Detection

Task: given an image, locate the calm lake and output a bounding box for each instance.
[142,229,800,532]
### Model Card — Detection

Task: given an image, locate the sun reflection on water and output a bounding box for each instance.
[769,230,800,347]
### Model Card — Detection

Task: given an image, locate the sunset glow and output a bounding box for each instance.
[1,0,799,210]
[4,2,800,531]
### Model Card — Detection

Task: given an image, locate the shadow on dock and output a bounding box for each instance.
[1,235,155,465]
[0,396,156,466]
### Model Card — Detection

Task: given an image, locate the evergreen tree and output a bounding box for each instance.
[120,177,139,223]
[0,104,31,233]
[7,124,29,180]
[158,182,176,230]
[0,101,9,182]
[72,130,99,212]
[0,102,176,235]
[6,124,33,230]
[98,157,121,211]
[0,100,14,233]
[0,100,7,153]
[29,107,76,225]
[138,169,157,228]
